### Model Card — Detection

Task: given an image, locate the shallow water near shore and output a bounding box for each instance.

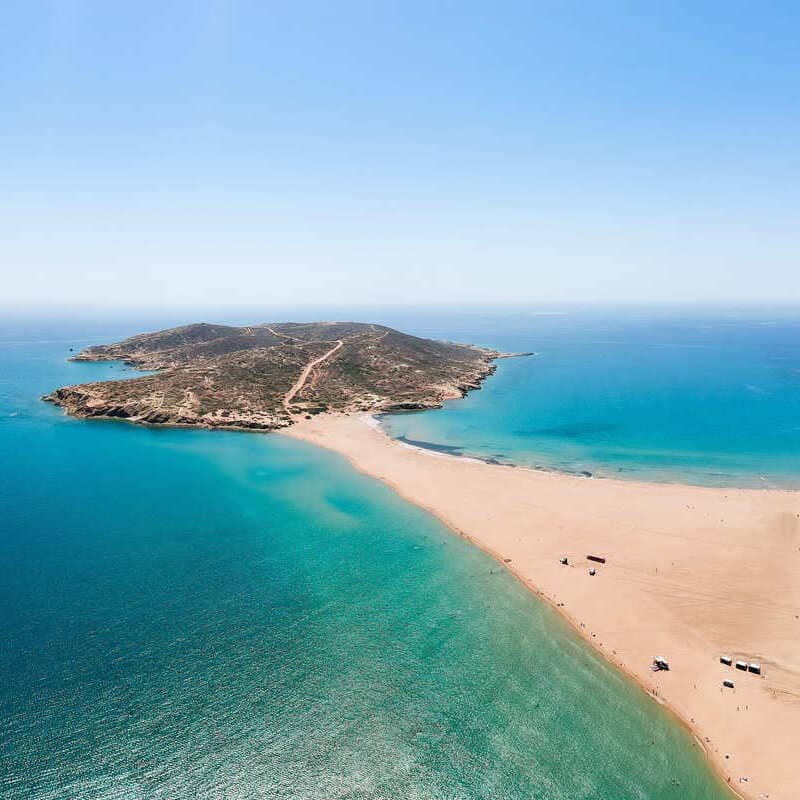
[0,314,736,798]
[378,306,800,487]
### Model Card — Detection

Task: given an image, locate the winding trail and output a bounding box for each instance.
[283,340,343,412]
[267,326,298,343]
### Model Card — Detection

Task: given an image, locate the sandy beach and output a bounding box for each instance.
[282,413,800,800]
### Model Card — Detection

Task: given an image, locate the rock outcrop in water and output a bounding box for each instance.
[44,322,519,431]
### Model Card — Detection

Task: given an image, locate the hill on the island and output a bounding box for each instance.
[44,322,507,431]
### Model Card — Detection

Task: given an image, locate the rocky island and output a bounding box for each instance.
[45,321,525,430]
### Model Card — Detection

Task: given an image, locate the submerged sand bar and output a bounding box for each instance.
[283,413,800,800]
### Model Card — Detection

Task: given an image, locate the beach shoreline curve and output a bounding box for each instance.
[281,412,800,800]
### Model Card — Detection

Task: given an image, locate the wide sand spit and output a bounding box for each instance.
[282,413,800,800]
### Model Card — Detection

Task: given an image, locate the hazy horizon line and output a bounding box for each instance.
[6,300,800,312]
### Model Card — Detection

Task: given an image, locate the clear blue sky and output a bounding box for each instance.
[3,2,799,306]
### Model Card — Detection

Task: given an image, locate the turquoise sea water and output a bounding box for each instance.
[378,307,800,487]
[0,310,767,799]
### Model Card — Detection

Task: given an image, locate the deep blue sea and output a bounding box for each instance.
[5,306,793,799]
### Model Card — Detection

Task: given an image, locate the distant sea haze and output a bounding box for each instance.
[0,309,742,799]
